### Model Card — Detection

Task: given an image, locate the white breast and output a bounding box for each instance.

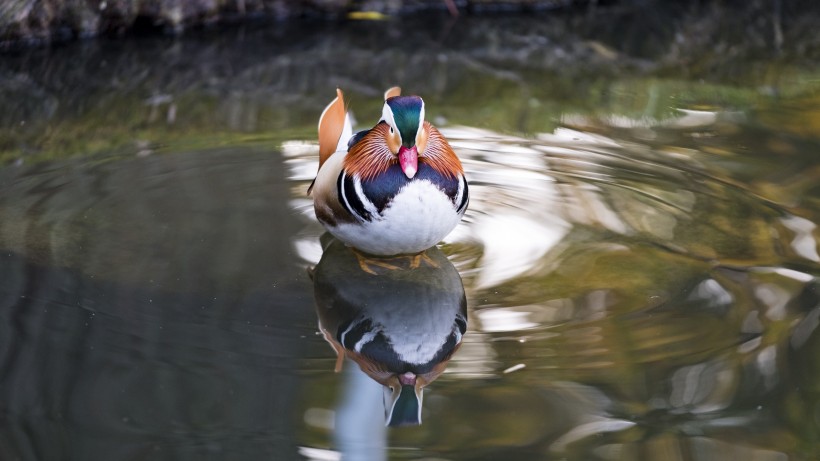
[329,180,463,255]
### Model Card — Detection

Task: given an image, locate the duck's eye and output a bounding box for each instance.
[389,126,394,134]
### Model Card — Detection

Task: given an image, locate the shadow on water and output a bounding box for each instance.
[2,1,820,460]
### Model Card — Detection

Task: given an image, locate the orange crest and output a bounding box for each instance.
[384,86,402,100]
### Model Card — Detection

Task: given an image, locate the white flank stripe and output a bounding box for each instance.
[354,331,378,352]
[353,176,380,217]
[455,174,465,208]
[337,174,359,220]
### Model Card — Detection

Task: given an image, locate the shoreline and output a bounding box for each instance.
[1,0,581,49]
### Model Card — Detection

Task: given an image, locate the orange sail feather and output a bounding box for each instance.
[317,88,347,169]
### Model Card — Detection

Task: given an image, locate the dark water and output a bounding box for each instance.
[2,3,820,460]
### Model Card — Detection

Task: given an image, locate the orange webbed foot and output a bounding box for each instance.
[353,249,404,275]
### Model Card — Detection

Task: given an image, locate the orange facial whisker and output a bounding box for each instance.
[344,123,396,180]
[344,121,462,181]
[420,122,463,178]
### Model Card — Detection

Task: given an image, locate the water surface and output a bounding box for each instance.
[1,5,820,460]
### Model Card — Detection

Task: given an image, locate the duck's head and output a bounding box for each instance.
[380,91,426,179]
[383,371,425,427]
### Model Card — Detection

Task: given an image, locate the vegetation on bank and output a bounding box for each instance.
[1,0,581,46]
[2,0,819,165]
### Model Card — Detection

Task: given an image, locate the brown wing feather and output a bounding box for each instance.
[319,327,347,373]
[317,88,347,170]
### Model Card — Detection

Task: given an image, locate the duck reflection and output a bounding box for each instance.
[311,236,467,426]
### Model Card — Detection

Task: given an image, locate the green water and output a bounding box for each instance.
[1,4,820,460]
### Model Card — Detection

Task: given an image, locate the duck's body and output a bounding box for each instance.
[315,158,468,255]
[310,88,468,256]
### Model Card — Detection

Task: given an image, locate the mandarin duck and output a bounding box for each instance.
[309,87,469,256]
[311,236,467,426]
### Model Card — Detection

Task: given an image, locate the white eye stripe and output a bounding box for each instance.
[418,100,425,134]
[381,102,400,142]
